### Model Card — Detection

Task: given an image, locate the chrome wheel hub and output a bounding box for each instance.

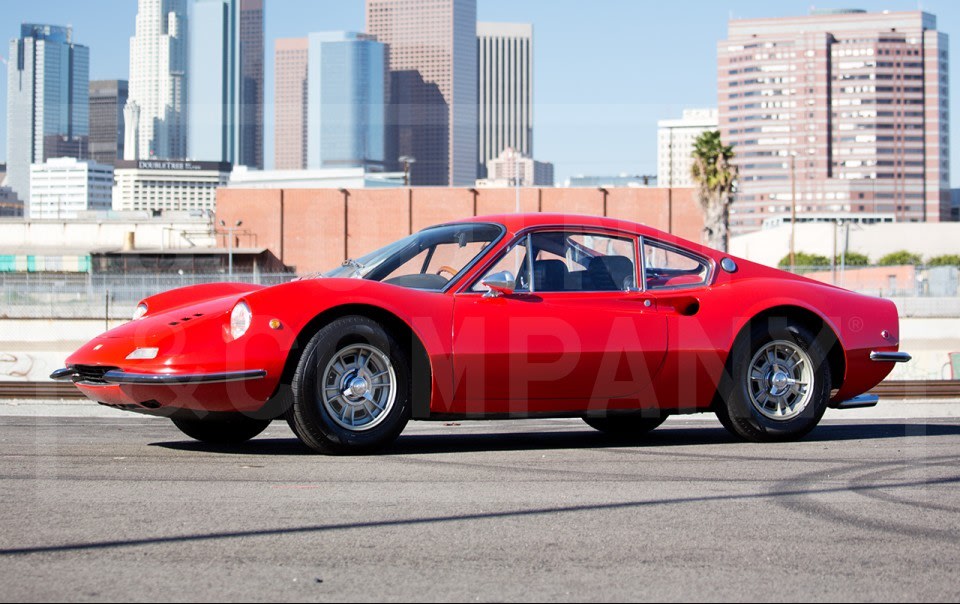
[747,340,814,421]
[319,344,396,431]
[347,376,370,398]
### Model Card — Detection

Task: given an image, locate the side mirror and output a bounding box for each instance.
[481,270,516,297]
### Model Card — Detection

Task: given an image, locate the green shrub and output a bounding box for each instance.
[838,251,870,266]
[878,250,922,266]
[926,254,960,267]
[778,252,830,268]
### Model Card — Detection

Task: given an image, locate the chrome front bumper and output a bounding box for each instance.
[50,367,267,385]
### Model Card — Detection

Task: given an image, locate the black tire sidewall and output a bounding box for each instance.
[289,316,411,453]
[581,415,667,436]
[725,321,831,441]
[171,415,271,444]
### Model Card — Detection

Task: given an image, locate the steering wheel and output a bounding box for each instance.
[436,265,458,278]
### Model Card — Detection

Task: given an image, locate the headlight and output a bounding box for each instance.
[132,303,148,321]
[230,301,252,340]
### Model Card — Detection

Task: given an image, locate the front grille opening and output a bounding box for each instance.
[72,365,118,385]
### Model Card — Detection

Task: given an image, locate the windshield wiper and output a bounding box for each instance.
[342,258,365,277]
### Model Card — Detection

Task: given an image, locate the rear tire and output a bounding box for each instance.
[171,414,271,444]
[582,415,666,437]
[717,319,831,442]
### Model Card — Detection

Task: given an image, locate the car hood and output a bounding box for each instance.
[97,293,245,342]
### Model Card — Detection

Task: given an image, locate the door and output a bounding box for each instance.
[451,229,668,415]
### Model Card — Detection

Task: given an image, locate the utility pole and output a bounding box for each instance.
[789,153,797,271]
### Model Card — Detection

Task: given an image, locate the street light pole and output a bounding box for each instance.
[398,155,416,187]
[220,219,242,277]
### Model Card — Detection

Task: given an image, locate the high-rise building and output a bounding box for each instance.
[657,108,718,188]
[126,0,187,160]
[113,159,230,213]
[274,37,309,170]
[239,0,264,169]
[0,186,22,217]
[89,80,129,166]
[479,147,553,187]
[306,32,385,171]
[719,9,950,234]
[29,158,113,219]
[187,0,264,168]
[6,24,90,207]
[366,0,477,186]
[477,22,533,180]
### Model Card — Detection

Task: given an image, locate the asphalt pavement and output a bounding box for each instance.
[0,411,959,602]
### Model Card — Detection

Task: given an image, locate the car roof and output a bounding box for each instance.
[451,213,684,245]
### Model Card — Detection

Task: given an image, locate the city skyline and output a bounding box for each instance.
[0,0,957,186]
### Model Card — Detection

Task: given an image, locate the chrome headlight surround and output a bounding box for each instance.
[230,301,252,340]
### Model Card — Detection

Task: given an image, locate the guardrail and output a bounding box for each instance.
[2,380,959,401]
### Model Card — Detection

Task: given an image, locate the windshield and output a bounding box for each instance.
[323,223,503,291]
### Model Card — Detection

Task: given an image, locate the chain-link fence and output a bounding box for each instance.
[1,265,958,320]
[781,264,959,299]
[0,272,296,320]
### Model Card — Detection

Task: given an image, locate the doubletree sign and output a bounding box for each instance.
[114,160,232,172]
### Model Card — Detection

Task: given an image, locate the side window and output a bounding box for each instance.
[643,241,710,289]
[472,237,531,292]
[473,231,640,294]
[536,232,636,292]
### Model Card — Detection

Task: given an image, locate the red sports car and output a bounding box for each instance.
[52,214,909,453]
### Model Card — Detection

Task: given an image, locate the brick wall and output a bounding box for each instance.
[216,187,703,274]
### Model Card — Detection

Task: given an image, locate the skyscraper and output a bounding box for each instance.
[187,0,264,168]
[657,108,718,188]
[366,0,477,186]
[5,24,89,207]
[477,22,532,180]
[89,80,128,166]
[306,32,385,171]
[274,37,308,170]
[239,0,264,169]
[719,9,950,234]
[126,0,187,160]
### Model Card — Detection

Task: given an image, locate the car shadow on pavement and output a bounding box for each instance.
[149,421,960,456]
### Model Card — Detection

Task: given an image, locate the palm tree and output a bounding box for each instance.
[690,130,737,252]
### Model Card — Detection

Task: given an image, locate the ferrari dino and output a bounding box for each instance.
[52,214,909,453]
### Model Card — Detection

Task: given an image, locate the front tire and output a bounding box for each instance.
[717,320,831,442]
[286,316,411,454]
[171,414,271,444]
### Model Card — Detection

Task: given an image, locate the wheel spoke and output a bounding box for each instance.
[360,351,373,371]
[363,391,385,410]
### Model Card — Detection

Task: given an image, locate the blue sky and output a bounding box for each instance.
[1,0,957,185]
